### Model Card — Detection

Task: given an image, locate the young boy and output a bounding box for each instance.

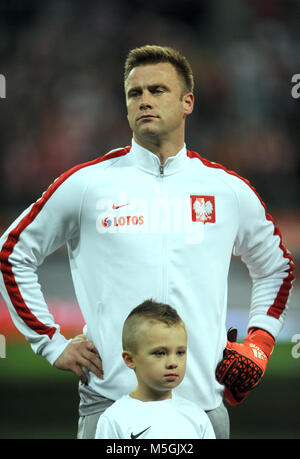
[95,299,215,439]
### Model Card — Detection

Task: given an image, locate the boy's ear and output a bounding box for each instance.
[122,350,136,370]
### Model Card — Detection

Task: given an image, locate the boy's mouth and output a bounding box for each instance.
[164,373,179,380]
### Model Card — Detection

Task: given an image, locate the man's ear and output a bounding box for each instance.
[183,92,194,116]
[122,350,136,370]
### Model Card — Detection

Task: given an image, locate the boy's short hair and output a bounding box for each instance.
[122,299,185,353]
[124,45,194,94]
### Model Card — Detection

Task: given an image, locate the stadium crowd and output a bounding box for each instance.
[0,0,299,213]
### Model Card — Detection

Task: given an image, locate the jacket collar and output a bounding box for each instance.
[129,138,188,176]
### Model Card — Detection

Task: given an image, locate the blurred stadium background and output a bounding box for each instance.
[0,0,299,439]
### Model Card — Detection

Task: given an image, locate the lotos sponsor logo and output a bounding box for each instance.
[102,217,112,228]
[101,215,144,228]
[95,191,210,243]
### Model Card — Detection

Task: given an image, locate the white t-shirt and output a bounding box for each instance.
[95,394,216,439]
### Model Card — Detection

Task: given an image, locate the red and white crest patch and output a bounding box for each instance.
[191,195,216,223]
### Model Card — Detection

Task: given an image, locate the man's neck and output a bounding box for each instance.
[133,134,185,164]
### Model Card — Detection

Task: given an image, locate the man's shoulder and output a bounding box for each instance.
[187,148,254,191]
[98,145,132,163]
[55,145,132,188]
[72,145,131,175]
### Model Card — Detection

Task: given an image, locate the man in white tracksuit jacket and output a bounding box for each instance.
[0,46,295,439]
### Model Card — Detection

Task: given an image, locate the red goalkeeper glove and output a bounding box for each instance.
[216,327,275,406]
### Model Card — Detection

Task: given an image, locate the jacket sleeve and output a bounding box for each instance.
[233,178,295,339]
[0,166,85,365]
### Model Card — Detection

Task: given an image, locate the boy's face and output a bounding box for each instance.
[125,321,187,400]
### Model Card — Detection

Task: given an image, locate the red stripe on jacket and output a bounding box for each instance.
[187,149,295,319]
[0,147,131,339]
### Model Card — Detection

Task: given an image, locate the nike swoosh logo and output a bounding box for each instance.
[112,203,129,209]
[130,426,151,439]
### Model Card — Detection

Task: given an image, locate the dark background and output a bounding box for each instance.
[0,0,299,439]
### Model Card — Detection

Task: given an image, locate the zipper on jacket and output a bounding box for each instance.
[158,161,168,303]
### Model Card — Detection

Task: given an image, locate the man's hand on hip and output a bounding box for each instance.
[54,334,104,384]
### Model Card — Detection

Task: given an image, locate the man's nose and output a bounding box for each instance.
[139,91,153,110]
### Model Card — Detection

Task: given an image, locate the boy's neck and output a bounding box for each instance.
[129,388,172,402]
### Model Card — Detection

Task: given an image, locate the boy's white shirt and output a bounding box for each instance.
[95,393,216,439]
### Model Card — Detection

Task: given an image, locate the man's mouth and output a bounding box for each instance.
[138,114,159,121]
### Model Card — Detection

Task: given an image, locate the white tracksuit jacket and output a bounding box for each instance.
[0,139,295,411]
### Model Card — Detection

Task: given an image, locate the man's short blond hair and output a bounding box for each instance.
[122,299,186,353]
[124,45,194,94]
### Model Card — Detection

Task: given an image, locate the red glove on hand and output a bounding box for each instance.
[216,327,275,406]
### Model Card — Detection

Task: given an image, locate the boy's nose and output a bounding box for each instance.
[166,357,178,369]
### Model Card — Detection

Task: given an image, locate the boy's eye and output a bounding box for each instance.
[153,351,165,356]
[177,350,186,356]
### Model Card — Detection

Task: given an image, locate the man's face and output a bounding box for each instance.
[125,62,193,144]
[131,321,187,399]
